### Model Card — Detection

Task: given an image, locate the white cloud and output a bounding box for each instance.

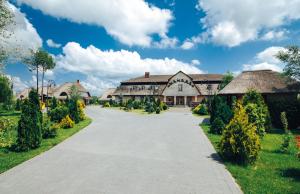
[261,30,287,41]
[7,75,28,93]
[0,2,42,61]
[191,59,200,65]
[243,46,286,72]
[17,0,174,47]
[193,0,300,47]
[181,32,209,50]
[46,39,61,48]
[55,42,203,95]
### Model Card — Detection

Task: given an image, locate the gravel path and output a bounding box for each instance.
[0,106,242,194]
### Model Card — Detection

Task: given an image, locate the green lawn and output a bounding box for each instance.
[200,123,300,194]
[0,113,92,174]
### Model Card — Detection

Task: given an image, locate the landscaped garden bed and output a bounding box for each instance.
[201,123,300,194]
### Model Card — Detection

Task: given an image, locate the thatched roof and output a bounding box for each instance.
[100,88,116,100]
[17,81,91,99]
[122,73,223,84]
[219,70,300,95]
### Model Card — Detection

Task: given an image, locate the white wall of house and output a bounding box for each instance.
[162,72,200,96]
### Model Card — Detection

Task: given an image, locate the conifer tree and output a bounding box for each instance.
[219,101,261,165]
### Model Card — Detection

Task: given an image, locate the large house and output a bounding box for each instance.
[111,71,224,106]
[17,80,91,104]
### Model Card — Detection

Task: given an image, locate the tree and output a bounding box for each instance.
[0,74,13,109]
[24,49,55,98]
[69,85,80,101]
[276,46,300,80]
[219,101,261,165]
[0,0,14,67]
[220,71,234,90]
[51,97,57,110]
[39,51,55,102]
[16,89,42,151]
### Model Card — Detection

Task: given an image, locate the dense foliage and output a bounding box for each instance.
[68,99,80,123]
[219,71,234,90]
[267,96,300,129]
[280,112,297,154]
[49,106,69,123]
[219,101,261,165]
[210,95,233,134]
[16,90,42,151]
[0,74,13,110]
[0,117,15,148]
[276,45,300,80]
[59,115,75,129]
[193,104,208,115]
[242,89,271,137]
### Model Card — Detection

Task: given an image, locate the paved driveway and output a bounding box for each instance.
[0,106,242,194]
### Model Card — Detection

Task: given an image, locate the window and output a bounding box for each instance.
[178,84,183,92]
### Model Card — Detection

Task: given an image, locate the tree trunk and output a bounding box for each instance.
[41,66,45,103]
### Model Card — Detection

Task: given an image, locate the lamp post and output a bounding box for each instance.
[46,80,55,112]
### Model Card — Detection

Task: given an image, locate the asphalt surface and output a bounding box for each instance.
[0,106,242,194]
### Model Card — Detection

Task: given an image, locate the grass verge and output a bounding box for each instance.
[200,123,300,194]
[0,118,92,174]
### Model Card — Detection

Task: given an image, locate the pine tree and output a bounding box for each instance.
[219,101,261,165]
[51,97,57,110]
[68,99,79,123]
[28,89,42,148]
[16,99,31,151]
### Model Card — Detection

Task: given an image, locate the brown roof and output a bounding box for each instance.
[122,74,223,83]
[219,70,300,95]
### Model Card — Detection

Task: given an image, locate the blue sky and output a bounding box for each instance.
[3,0,300,95]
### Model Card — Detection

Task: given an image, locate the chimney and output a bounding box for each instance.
[145,72,150,78]
[77,80,80,84]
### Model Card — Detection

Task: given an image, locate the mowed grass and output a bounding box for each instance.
[200,123,300,194]
[0,112,92,174]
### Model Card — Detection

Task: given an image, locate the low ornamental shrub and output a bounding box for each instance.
[210,117,225,134]
[77,101,86,121]
[0,118,16,148]
[103,102,110,107]
[219,101,260,165]
[156,107,161,114]
[42,118,58,139]
[279,112,297,154]
[162,103,168,110]
[193,104,209,115]
[49,106,69,123]
[68,99,80,124]
[59,115,75,129]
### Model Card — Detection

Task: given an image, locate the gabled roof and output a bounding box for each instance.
[100,88,116,100]
[219,70,300,95]
[121,72,223,84]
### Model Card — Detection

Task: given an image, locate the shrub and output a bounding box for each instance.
[59,115,75,129]
[16,90,42,151]
[267,96,300,129]
[49,106,69,123]
[156,107,161,114]
[210,117,225,134]
[132,100,142,109]
[243,89,271,136]
[103,102,110,107]
[279,112,297,154]
[0,118,15,148]
[210,95,233,134]
[77,101,86,121]
[219,101,260,165]
[162,103,168,110]
[42,118,58,139]
[51,97,58,110]
[15,99,21,111]
[68,99,80,124]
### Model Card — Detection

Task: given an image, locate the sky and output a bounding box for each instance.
[2,0,300,95]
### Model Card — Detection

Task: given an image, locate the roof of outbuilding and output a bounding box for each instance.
[219,70,300,95]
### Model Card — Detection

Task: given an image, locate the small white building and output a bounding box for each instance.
[112,71,223,106]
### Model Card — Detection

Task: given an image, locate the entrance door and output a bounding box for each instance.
[176,96,184,105]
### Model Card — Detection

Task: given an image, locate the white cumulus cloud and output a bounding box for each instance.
[46,39,61,48]
[243,46,286,72]
[0,2,42,61]
[188,0,300,47]
[55,42,203,95]
[17,0,175,47]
